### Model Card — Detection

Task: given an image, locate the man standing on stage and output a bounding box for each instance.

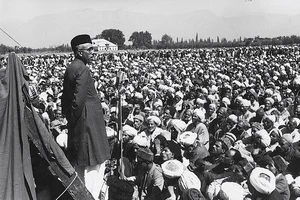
[62,34,110,199]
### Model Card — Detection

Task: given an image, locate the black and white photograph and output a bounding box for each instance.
[1,0,300,199]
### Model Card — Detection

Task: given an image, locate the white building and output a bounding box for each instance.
[92,39,118,51]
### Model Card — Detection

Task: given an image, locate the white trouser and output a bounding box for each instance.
[85,162,106,200]
[75,162,106,200]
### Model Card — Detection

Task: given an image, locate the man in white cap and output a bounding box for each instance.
[280,117,300,143]
[62,34,110,199]
[237,98,255,123]
[248,167,283,200]
[180,131,209,170]
[186,109,210,150]
[174,91,184,112]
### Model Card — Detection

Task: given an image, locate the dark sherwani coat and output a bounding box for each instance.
[62,58,110,167]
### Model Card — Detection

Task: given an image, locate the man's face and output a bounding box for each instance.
[217,108,226,119]
[277,101,285,112]
[183,110,192,121]
[295,105,300,116]
[161,147,174,161]
[212,141,224,155]
[287,119,297,131]
[208,105,215,115]
[134,104,141,113]
[77,43,93,64]
[265,100,272,110]
[240,105,248,113]
[133,119,143,129]
[163,109,171,120]
[175,96,181,103]
[263,118,273,130]
[192,113,201,124]
[295,97,300,105]
[278,137,290,152]
[147,120,156,132]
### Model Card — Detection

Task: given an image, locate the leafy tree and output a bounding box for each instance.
[129,31,152,49]
[161,34,173,45]
[100,29,125,48]
[94,34,101,39]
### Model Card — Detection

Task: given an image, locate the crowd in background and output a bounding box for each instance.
[2,45,300,199]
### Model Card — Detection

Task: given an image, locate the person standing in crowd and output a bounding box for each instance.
[61,34,110,199]
[135,148,165,200]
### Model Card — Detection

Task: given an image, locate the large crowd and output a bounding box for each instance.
[2,45,300,200]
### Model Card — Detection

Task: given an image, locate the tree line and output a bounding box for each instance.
[1,29,300,54]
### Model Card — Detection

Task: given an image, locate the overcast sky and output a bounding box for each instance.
[0,0,300,48]
[1,0,300,22]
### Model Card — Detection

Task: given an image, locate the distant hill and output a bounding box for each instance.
[1,9,300,48]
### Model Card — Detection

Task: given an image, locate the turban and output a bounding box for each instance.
[265,97,275,105]
[132,135,148,147]
[265,115,276,123]
[255,129,271,147]
[201,88,208,95]
[208,103,216,110]
[224,84,232,90]
[148,88,156,95]
[133,114,144,122]
[122,125,137,137]
[180,131,197,147]
[169,119,187,133]
[249,167,276,195]
[273,93,282,102]
[137,148,154,162]
[210,85,218,93]
[240,99,251,107]
[106,126,117,139]
[222,97,231,106]
[251,122,264,131]
[134,92,143,99]
[228,114,238,123]
[207,95,215,102]
[178,170,201,192]
[160,130,171,141]
[56,133,68,148]
[175,91,184,99]
[144,107,151,112]
[293,117,300,127]
[265,89,274,95]
[232,80,242,87]
[249,89,258,99]
[193,109,205,121]
[147,116,161,126]
[153,99,163,108]
[71,34,92,51]
[219,182,244,200]
[161,159,184,179]
[235,96,243,103]
[111,107,118,113]
[281,134,293,144]
[196,98,206,105]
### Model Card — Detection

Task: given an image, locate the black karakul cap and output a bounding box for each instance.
[71,34,92,51]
